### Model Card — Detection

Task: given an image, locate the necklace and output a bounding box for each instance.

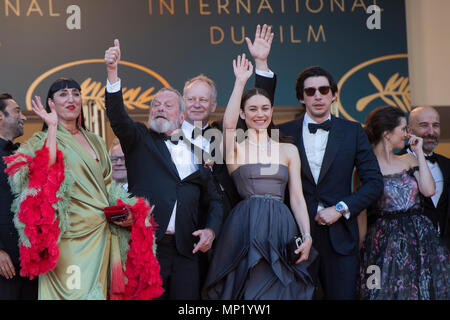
[62,125,79,135]
[247,139,271,149]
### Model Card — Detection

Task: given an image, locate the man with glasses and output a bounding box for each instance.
[277,66,384,299]
[109,138,128,191]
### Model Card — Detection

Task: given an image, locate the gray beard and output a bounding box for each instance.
[149,118,178,133]
[423,141,438,154]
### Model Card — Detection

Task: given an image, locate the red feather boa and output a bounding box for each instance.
[110,199,164,300]
[4,145,65,279]
[4,144,163,299]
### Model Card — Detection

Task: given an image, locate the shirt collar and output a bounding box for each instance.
[303,113,331,126]
[181,120,209,133]
[407,145,435,157]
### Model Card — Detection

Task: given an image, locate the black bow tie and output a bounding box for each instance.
[5,141,20,151]
[160,133,182,145]
[425,154,437,164]
[308,120,331,134]
[192,125,210,140]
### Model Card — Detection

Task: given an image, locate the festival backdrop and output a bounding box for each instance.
[0,0,409,123]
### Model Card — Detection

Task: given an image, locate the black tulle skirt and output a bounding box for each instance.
[202,196,317,300]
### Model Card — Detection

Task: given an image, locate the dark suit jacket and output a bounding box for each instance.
[254,73,383,255]
[0,139,20,268]
[255,73,277,105]
[278,116,384,255]
[106,90,223,260]
[397,147,450,248]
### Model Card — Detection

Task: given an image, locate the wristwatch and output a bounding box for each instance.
[335,201,346,216]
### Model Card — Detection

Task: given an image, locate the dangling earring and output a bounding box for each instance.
[77,114,82,129]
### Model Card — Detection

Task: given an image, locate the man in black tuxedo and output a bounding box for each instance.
[180,24,277,222]
[181,75,240,223]
[399,106,450,249]
[104,40,223,300]
[0,93,37,300]
[262,66,383,299]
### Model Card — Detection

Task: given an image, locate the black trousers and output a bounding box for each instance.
[156,234,201,300]
[310,225,359,300]
[0,273,38,300]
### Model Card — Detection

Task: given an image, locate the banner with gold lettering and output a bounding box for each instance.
[0,0,408,123]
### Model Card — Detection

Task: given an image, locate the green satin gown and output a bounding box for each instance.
[18,126,122,300]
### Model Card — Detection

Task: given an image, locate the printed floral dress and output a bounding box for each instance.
[359,167,449,300]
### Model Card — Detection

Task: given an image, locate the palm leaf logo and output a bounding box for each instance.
[356,73,411,112]
[80,78,154,110]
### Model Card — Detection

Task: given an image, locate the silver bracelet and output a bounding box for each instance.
[302,233,312,242]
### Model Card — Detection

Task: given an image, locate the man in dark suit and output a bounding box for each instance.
[104,40,223,300]
[0,93,37,300]
[399,106,450,249]
[179,24,278,225]
[181,75,240,223]
[263,66,383,299]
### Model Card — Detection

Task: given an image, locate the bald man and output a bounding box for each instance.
[399,106,450,249]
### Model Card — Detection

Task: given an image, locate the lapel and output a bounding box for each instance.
[317,116,345,184]
[149,130,180,180]
[182,168,201,183]
[295,116,315,185]
[436,154,450,208]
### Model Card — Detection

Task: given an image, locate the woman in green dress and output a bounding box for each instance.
[4,78,162,300]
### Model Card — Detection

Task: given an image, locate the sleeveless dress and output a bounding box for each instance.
[202,163,316,300]
[359,167,450,299]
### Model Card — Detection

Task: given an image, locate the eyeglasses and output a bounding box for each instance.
[110,156,125,162]
[304,86,331,97]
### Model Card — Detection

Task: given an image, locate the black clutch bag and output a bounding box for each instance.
[286,236,303,264]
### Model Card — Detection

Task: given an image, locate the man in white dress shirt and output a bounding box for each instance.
[405,106,450,248]
[181,24,277,224]
[240,27,382,299]
[278,66,383,299]
[104,40,223,299]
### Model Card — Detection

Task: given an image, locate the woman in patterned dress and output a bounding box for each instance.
[359,106,449,299]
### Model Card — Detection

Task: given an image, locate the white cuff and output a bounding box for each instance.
[106,78,121,93]
[339,201,351,220]
[255,68,274,78]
